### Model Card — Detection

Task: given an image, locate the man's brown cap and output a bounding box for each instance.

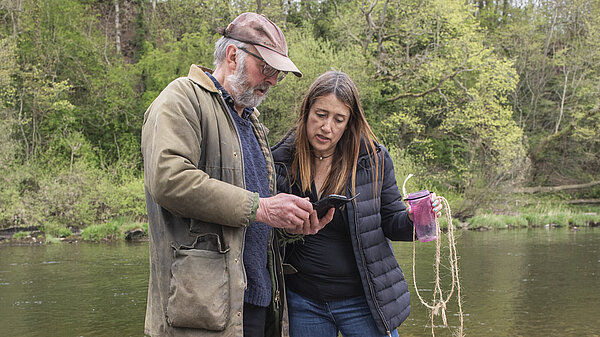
[221,12,302,77]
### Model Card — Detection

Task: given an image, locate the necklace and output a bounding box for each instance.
[313,152,335,161]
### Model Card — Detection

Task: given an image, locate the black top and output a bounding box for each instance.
[284,182,363,301]
[272,129,415,334]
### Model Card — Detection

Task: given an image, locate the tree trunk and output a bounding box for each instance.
[555,66,568,134]
[115,0,121,54]
[566,199,600,205]
[514,181,600,193]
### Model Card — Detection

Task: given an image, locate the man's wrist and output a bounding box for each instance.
[249,192,260,224]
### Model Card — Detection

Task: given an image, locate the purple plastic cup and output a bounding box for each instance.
[405,190,437,242]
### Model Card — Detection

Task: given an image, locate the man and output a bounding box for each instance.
[141,12,334,337]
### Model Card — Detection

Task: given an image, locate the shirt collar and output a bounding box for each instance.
[206,72,255,119]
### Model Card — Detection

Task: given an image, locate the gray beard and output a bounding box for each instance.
[227,63,270,108]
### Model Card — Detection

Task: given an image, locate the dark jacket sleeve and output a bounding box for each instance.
[378,146,414,241]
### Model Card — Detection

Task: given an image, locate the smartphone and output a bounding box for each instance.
[312,193,359,218]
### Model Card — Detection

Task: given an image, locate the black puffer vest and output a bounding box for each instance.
[271,129,414,335]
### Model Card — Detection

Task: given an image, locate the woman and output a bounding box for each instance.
[272,71,442,337]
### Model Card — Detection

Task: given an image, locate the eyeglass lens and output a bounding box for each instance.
[239,47,287,82]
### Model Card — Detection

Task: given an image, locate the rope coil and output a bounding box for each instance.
[403,175,464,337]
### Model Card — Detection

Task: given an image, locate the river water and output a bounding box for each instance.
[0,228,598,336]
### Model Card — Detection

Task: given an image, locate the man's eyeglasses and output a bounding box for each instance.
[238,47,287,82]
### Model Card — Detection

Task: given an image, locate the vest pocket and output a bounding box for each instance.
[166,247,229,330]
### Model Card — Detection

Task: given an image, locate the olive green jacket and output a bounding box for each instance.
[141,65,288,337]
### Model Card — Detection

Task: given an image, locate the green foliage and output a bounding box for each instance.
[0,161,145,229]
[98,175,147,221]
[0,0,598,229]
[468,214,511,229]
[137,31,215,108]
[81,216,146,242]
[121,221,148,234]
[468,213,529,229]
[436,216,462,231]
[12,231,31,240]
[476,0,600,184]
[569,213,600,227]
[262,26,376,142]
[81,221,122,242]
[44,234,62,244]
[41,223,73,238]
[469,210,600,229]
[0,38,18,170]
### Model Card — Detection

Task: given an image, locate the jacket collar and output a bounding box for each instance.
[187,64,261,119]
[187,65,219,93]
[271,127,297,164]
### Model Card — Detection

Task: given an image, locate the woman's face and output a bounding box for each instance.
[306,94,351,156]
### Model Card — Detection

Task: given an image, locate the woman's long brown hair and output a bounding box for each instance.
[290,71,380,197]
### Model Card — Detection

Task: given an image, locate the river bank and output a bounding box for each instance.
[0,222,148,245]
[1,210,598,245]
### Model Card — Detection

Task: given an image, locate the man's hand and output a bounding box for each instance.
[287,206,335,235]
[256,194,334,235]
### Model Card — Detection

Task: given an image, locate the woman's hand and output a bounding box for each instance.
[431,192,443,218]
[407,192,443,222]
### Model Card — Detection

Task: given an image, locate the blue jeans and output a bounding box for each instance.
[286,289,400,337]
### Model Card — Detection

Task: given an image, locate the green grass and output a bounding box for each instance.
[467,210,600,229]
[437,216,463,230]
[44,234,61,244]
[12,231,30,239]
[121,221,148,234]
[81,217,148,242]
[41,223,73,238]
[81,222,122,241]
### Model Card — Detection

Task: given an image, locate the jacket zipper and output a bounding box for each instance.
[261,122,280,310]
[218,92,248,288]
[352,189,392,336]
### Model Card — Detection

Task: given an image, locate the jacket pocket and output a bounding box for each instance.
[166,244,229,330]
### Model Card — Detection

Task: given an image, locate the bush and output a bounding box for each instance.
[436,216,463,230]
[81,221,122,242]
[81,217,147,242]
[569,213,600,227]
[523,213,543,227]
[121,221,148,234]
[0,161,145,230]
[12,231,30,239]
[541,213,569,227]
[44,234,61,244]
[41,222,73,238]
[468,214,509,229]
[503,215,529,228]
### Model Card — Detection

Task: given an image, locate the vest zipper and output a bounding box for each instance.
[269,230,281,310]
[352,191,392,335]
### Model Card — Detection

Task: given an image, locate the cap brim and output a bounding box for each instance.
[255,45,302,78]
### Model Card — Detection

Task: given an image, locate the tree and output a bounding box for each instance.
[478,0,600,185]
[327,0,527,193]
[0,37,18,168]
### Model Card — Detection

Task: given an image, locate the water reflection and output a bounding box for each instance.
[394,228,600,337]
[0,228,599,336]
[0,242,149,337]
